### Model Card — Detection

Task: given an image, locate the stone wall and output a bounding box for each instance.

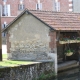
[7,14,51,60]
[9,39,51,60]
[0,61,55,80]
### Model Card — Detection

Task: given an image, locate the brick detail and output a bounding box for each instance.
[49,31,57,53]
[0,0,54,16]
[58,0,72,12]
[1,17,16,26]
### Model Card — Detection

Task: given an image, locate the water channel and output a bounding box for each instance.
[54,67,80,80]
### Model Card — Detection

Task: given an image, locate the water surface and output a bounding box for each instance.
[54,68,80,80]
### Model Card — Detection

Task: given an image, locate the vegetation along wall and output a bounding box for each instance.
[0,61,55,80]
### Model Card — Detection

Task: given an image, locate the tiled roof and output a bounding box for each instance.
[29,10,80,31]
[3,9,80,32]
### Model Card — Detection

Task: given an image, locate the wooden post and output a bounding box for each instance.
[0,11,2,61]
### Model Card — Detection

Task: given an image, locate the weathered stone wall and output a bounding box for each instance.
[0,61,55,80]
[7,13,51,60]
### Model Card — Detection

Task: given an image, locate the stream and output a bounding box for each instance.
[54,67,80,80]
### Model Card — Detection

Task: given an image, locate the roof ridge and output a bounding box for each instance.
[28,9,80,14]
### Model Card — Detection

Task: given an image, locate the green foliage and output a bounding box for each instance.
[0,54,33,68]
[61,38,69,41]
[64,49,74,56]
[0,60,33,68]
[34,72,56,80]
[65,48,74,54]
[77,37,80,40]
[65,49,72,53]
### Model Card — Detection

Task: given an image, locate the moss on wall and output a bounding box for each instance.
[0,61,55,80]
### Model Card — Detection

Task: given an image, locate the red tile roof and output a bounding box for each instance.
[3,9,80,32]
[29,10,80,31]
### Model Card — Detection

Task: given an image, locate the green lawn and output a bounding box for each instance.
[2,54,7,59]
[0,54,36,68]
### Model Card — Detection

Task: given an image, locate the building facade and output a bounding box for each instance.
[3,10,80,72]
[0,0,80,39]
[58,0,73,12]
[58,0,80,13]
[0,0,55,38]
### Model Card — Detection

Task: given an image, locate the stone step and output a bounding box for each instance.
[58,60,78,71]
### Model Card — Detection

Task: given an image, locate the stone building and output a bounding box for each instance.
[3,9,80,62]
[3,9,80,72]
[1,0,80,42]
[0,0,55,39]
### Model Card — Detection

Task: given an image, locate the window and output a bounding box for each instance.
[18,4,25,10]
[69,0,73,2]
[0,5,2,16]
[55,2,60,11]
[69,4,72,7]
[20,0,23,1]
[36,3,42,10]
[2,22,7,37]
[69,9,73,12]
[2,4,11,16]
[20,0,23,4]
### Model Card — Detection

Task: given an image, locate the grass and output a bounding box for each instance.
[2,54,7,59]
[0,54,36,68]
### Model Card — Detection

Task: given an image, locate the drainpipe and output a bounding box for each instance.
[0,10,2,61]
